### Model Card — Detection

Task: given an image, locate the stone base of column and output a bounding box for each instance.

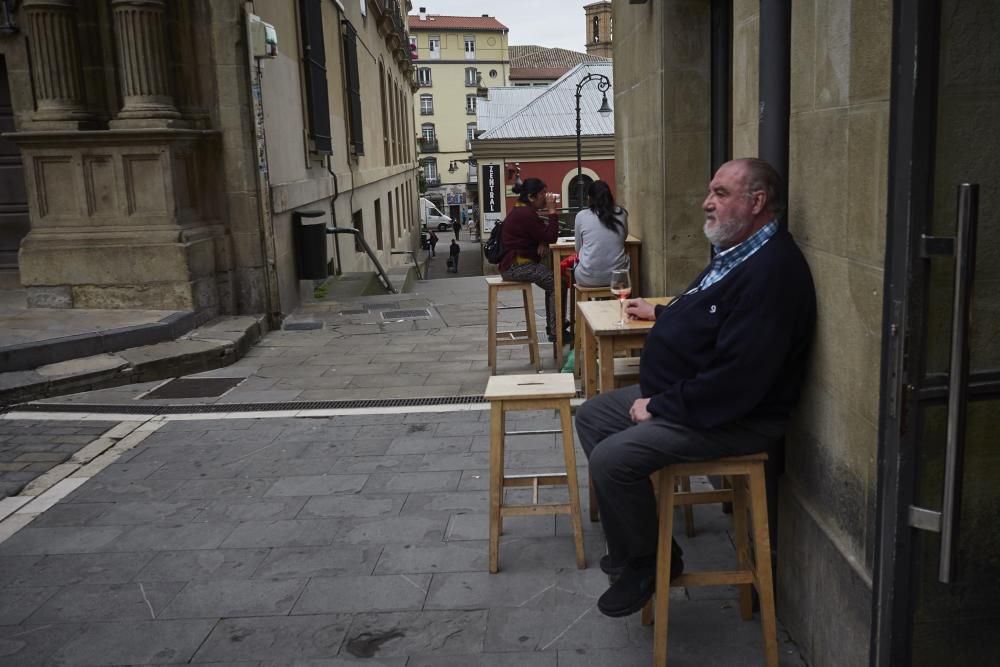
[10,128,230,316]
[109,117,192,130]
[19,226,230,315]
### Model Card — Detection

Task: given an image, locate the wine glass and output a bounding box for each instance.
[609,269,631,328]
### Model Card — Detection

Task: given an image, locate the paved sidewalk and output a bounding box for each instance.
[0,274,809,665]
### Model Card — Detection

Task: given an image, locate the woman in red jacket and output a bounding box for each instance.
[499,178,562,342]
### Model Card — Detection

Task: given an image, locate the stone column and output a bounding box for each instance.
[22,0,93,126]
[109,0,182,127]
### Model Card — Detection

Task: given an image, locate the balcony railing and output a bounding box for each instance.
[420,107,434,116]
[418,138,438,153]
[425,176,441,186]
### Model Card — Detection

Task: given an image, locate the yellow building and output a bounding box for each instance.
[408,10,510,221]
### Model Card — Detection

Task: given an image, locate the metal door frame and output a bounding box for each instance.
[872,1,1000,664]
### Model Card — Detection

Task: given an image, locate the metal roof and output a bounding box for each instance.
[476,63,614,140]
[475,87,547,133]
[509,45,609,69]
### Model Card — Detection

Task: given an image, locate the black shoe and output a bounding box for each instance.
[595,556,685,618]
[597,564,656,617]
[600,554,625,577]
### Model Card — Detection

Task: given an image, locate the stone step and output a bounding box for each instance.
[0,315,267,407]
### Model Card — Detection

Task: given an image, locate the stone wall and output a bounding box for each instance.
[613,0,711,298]
[778,3,891,665]
[613,2,893,665]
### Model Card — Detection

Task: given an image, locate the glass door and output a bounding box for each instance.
[873,1,1000,664]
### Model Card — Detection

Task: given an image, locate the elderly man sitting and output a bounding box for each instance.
[575,158,817,618]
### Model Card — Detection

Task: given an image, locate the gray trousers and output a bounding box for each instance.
[501,262,556,335]
[575,384,786,567]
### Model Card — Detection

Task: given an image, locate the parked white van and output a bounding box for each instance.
[420,197,453,231]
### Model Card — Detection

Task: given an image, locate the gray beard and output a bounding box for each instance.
[703,217,744,248]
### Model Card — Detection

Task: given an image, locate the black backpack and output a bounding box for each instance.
[483,220,505,264]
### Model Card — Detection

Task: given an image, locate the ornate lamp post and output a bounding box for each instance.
[575,72,613,210]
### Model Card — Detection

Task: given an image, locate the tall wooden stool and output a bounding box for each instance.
[484,373,586,573]
[641,453,777,666]
[573,284,614,376]
[486,276,541,374]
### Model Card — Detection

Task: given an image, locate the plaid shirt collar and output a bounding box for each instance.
[688,220,779,294]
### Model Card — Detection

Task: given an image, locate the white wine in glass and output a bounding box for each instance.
[609,269,631,328]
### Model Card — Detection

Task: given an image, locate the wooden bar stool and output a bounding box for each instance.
[484,373,586,573]
[486,276,541,374]
[573,284,614,376]
[640,453,777,666]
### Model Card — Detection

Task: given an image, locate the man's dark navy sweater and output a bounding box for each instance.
[639,228,816,429]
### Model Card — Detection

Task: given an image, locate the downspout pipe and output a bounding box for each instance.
[758,0,791,226]
[711,0,732,174]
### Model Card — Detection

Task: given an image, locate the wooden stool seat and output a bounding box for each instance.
[641,452,778,666]
[484,373,586,573]
[486,276,541,374]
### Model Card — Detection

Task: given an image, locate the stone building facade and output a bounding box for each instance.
[0,0,420,323]
[614,1,999,666]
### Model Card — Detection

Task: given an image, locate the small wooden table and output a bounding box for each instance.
[577,296,673,399]
[550,234,641,369]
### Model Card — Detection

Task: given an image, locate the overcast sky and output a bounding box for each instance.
[409,1,590,52]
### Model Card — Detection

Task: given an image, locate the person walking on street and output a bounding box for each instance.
[453,219,462,241]
[448,239,460,273]
[428,230,439,257]
[575,158,816,618]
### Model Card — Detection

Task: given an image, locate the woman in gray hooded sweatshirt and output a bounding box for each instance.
[574,180,629,287]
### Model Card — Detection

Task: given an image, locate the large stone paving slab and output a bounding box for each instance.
[0,400,808,666]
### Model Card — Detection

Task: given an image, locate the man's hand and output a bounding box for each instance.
[629,397,652,423]
[624,298,656,321]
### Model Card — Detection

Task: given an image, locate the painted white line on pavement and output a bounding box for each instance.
[0,418,158,546]
[2,397,584,424]
[16,477,88,515]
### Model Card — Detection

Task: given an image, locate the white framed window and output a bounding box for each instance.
[409,36,417,48]
[420,94,434,115]
[421,123,436,141]
[464,36,475,60]
[465,94,477,115]
[464,67,478,87]
[417,67,432,86]
[466,123,477,143]
[429,36,440,60]
[423,158,439,181]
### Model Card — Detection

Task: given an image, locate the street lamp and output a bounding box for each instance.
[448,157,477,173]
[575,72,613,211]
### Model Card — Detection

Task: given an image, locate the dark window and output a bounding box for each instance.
[379,62,389,164]
[352,209,364,252]
[299,0,332,154]
[374,199,383,250]
[388,192,395,240]
[568,174,594,209]
[343,20,364,155]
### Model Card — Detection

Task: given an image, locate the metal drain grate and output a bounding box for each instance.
[141,377,244,399]
[11,394,508,415]
[381,309,431,320]
[283,321,324,330]
[339,309,367,316]
[363,302,400,311]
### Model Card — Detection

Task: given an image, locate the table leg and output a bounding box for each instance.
[598,336,614,398]
[582,318,598,399]
[552,249,565,369]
